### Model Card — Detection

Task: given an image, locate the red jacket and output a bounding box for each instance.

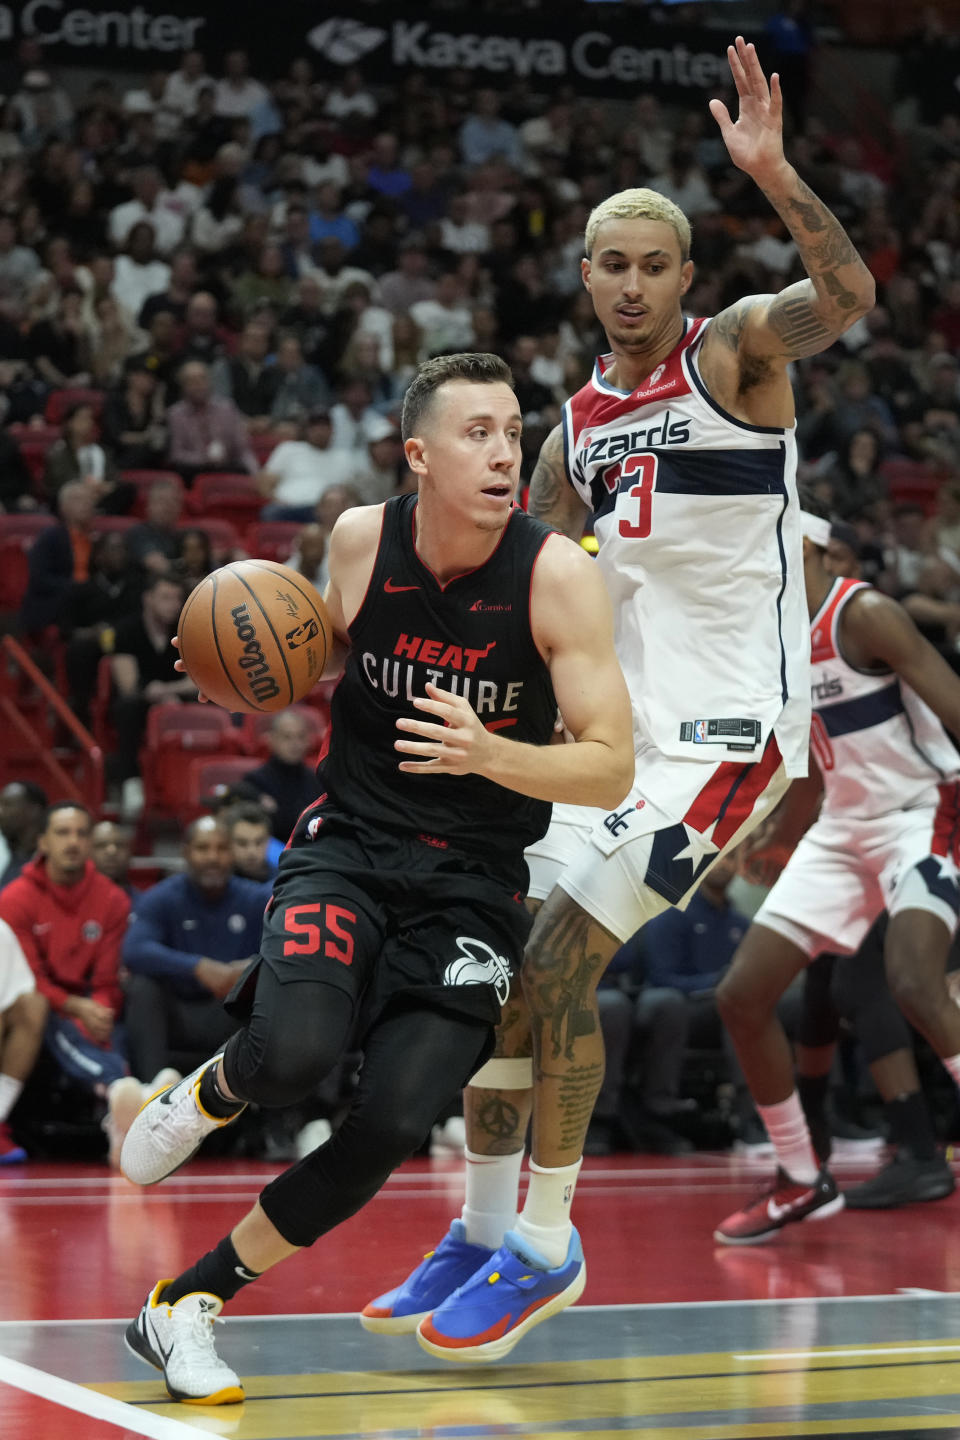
[0,857,130,1016]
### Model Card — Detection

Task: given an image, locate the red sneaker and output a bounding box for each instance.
[0,1122,26,1165]
[714,1166,843,1245]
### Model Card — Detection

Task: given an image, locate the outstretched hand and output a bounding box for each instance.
[709,35,785,184]
[171,634,210,703]
[395,681,495,777]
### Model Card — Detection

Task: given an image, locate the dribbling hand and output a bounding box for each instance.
[395,681,495,777]
[171,634,210,703]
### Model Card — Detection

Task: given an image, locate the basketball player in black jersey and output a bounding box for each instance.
[118,352,634,1405]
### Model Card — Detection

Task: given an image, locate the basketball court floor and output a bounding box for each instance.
[2,1150,960,1439]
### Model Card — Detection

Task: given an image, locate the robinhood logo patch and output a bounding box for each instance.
[307,18,386,64]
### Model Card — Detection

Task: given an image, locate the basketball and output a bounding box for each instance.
[177,559,332,714]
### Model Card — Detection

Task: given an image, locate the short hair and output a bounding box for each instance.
[223,803,270,833]
[584,188,692,263]
[400,352,514,443]
[3,781,48,810]
[44,800,92,829]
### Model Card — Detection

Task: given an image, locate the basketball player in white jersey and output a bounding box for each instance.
[712,502,960,1243]
[363,37,876,1358]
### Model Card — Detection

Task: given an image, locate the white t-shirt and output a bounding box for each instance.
[266,441,361,507]
[409,299,475,357]
[164,71,208,116]
[109,199,185,256]
[215,78,269,119]
[112,256,171,319]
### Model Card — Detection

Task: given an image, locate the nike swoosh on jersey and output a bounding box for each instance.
[384,578,419,593]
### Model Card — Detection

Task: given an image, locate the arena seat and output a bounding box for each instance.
[251,433,279,466]
[141,703,245,813]
[247,521,303,563]
[178,754,263,818]
[120,470,185,518]
[0,516,59,610]
[44,388,105,425]
[878,458,944,513]
[189,473,264,540]
[90,516,136,537]
[9,427,59,487]
[0,513,58,541]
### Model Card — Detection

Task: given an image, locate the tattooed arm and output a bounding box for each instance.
[528,424,589,542]
[705,38,874,373]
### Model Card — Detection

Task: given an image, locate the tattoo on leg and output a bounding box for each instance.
[494,1004,533,1060]
[525,906,608,1061]
[474,1094,523,1153]
[538,1061,604,1152]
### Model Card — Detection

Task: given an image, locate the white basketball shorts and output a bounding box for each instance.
[524,733,789,942]
[755,782,960,959]
[0,918,36,1011]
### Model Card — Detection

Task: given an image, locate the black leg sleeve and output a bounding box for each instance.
[259,1001,489,1248]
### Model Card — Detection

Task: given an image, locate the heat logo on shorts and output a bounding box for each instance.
[443,936,512,1005]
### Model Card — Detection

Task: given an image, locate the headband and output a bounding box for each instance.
[800,511,831,548]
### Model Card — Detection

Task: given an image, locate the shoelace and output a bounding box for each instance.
[186,1307,223,1357]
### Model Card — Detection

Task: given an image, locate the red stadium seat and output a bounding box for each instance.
[121,471,185,518]
[141,703,244,813]
[0,541,31,610]
[8,429,58,487]
[178,518,240,558]
[178,754,263,818]
[44,388,105,426]
[251,433,279,467]
[247,521,303,563]
[241,702,329,758]
[0,513,57,542]
[879,459,944,514]
[189,473,264,540]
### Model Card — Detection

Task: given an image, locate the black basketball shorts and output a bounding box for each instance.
[229,793,533,1034]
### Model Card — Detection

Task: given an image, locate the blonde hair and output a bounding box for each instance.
[584,188,692,262]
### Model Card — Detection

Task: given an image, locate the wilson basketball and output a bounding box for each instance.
[177,559,332,713]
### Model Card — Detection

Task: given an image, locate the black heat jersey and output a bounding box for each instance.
[318,493,558,858]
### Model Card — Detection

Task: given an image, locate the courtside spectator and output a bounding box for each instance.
[166,360,256,484]
[122,816,271,1083]
[91,820,134,895]
[0,783,48,891]
[223,803,277,882]
[0,803,130,1098]
[245,710,319,842]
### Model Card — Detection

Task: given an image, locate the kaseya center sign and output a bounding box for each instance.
[8,1,739,100]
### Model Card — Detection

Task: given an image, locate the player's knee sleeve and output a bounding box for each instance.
[468,1057,533,1089]
[223,1030,341,1110]
[851,991,913,1064]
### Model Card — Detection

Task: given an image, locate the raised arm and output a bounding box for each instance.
[527,425,589,542]
[704,37,875,372]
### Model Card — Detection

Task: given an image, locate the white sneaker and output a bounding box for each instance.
[125,1280,244,1404]
[104,1077,147,1171]
[294,1117,332,1159]
[121,1056,244,1186]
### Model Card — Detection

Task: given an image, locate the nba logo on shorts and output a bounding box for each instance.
[694,720,707,744]
[306,816,323,840]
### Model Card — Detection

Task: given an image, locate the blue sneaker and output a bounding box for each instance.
[360,1220,493,1334]
[416,1227,586,1363]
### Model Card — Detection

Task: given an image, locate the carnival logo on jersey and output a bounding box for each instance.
[443,936,512,1005]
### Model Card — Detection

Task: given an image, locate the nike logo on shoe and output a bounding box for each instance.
[767,1190,814,1222]
[384,579,419,593]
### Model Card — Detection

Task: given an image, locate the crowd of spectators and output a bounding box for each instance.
[6,10,960,1163]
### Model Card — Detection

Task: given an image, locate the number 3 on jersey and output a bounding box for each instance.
[603,453,658,538]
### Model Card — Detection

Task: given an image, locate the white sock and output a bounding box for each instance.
[941,1054,960,1090]
[461,1148,523,1251]
[0,1074,22,1124]
[757,1092,819,1184]
[515,1157,582,1268]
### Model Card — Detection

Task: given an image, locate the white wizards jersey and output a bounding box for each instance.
[561,318,809,779]
[810,576,959,820]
